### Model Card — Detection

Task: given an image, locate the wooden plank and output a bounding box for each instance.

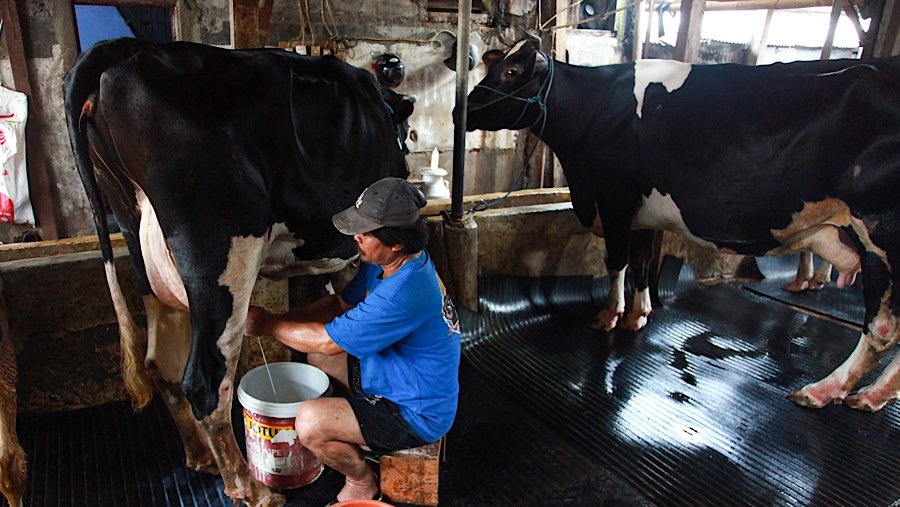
[420,188,571,217]
[0,247,142,348]
[673,0,705,63]
[0,234,126,263]
[380,440,442,506]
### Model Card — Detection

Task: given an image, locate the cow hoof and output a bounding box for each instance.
[844,389,890,412]
[622,314,648,331]
[592,309,620,331]
[786,390,829,408]
[187,457,220,476]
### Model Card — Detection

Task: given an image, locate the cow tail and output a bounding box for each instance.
[63,39,155,411]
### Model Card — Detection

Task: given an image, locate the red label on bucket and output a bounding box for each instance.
[243,408,323,490]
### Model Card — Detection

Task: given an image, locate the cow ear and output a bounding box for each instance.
[482,49,504,70]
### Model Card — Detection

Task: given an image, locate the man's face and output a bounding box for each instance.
[354,232,399,265]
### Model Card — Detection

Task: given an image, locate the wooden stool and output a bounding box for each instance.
[379,437,444,506]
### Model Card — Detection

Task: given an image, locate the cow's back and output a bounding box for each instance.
[78,40,407,268]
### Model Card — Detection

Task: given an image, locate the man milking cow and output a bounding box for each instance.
[245,177,461,503]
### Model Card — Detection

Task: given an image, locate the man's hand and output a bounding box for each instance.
[244,306,273,337]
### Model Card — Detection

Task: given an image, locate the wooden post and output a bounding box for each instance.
[673,0,705,63]
[230,0,260,49]
[821,0,843,59]
[748,9,774,65]
[873,0,900,57]
[642,0,654,59]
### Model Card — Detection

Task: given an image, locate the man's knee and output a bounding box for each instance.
[295,403,324,448]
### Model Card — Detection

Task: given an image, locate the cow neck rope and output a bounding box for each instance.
[467,53,554,214]
[383,101,406,152]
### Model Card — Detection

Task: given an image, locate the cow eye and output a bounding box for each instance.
[505,68,519,78]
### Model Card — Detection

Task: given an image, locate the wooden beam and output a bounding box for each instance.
[258,0,275,46]
[0,0,58,240]
[820,0,843,59]
[674,0,705,63]
[230,0,259,49]
[873,0,900,57]
[747,9,773,64]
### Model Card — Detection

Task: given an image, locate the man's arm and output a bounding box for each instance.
[244,294,351,355]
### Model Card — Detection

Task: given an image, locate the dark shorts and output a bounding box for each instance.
[346,355,430,456]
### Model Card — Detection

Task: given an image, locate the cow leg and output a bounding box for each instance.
[845,342,900,411]
[593,213,633,331]
[593,268,626,331]
[788,251,895,408]
[144,296,219,474]
[0,288,25,507]
[622,230,658,331]
[178,236,283,506]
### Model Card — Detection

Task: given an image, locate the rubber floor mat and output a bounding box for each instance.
[460,258,900,507]
[746,254,865,326]
[11,256,898,506]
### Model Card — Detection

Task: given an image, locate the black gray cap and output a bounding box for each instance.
[332,177,427,235]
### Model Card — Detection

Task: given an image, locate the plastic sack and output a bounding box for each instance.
[0,85,33,224]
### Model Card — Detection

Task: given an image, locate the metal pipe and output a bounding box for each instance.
[450,0,472,223]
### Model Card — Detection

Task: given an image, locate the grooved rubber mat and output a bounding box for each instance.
[460,258,900,507]
[10,256,899,506]
[746,254,865,326]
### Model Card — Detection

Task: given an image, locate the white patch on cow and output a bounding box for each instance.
[260,222,356,277]
[138,190,189,311]
[633,60,692,118]
[505,40,528,59]
[631,189,716,248]
[144,295,191,384]
[217,235,268,357]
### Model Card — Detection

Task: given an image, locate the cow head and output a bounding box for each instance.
[459,39,551,132]
[380,88,416,154]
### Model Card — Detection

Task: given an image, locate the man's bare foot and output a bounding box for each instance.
[336,472,379,502]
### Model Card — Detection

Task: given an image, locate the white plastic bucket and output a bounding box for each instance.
[237,362,332,490]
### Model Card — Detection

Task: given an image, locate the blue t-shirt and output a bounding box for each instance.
[324,250,461,443]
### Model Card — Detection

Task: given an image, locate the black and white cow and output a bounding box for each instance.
[63,38,412,506]
[461,39,900,412]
